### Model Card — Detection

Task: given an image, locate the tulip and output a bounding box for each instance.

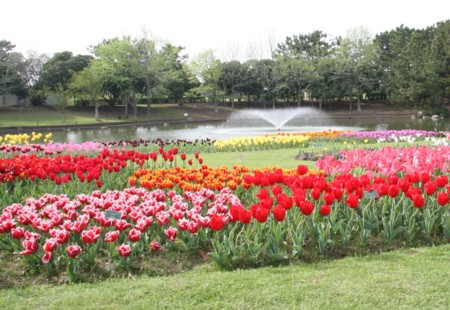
[164,226,178,242]
[128,228,142,242]
[66,244,82,258]
[150,240,161,251]
[272,205,286,222]
[43,238,58,252]
[81,230,100,244]
[437,192,449,206]
[105,230,119,243]
[11,227,25,239]
[117,244,132,257]
[209,215,226,231]
[20,238,39,255]
[320,204,331,216]
[42,252,52,264]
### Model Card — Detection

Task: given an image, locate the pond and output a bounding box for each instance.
[48,108,449,143]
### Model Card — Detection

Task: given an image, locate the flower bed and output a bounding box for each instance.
[0,130,449,281]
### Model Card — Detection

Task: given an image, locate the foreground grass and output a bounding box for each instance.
[0,244,448,309]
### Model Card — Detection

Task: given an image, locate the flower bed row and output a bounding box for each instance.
[0,130,449,280]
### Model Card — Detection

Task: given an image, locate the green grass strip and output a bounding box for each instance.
[1,244,448,309]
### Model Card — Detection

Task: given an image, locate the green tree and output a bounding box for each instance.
[92,37,142,117]
[70,64,104,121]
[0,40,27,104]
[189,49,223,109]
[35,51,92,91]
[336,27,380,111]
[46,84,70,122]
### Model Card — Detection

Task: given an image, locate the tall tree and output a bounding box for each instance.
[70,64,104,121]
[0,40,27,104]
[35,51,92,91]
[336,27,380,111]
[189,49,222,109]
[92,37,142,117]
[219,60,243,110]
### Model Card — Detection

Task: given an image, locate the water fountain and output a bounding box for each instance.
[228,107,324,130]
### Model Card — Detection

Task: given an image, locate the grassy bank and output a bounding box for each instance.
[0,244,448,309]
[0,103,227,128]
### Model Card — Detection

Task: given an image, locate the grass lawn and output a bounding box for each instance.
[202,148,314,170]
[0,244,448,309]
[0,103,224,128]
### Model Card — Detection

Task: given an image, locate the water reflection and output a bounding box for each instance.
[49,116,449,143]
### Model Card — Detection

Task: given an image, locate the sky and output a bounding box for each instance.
[2,0,449,61]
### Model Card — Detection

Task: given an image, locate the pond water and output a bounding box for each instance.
[48,109,450,143]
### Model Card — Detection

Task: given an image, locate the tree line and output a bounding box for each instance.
[1,20,449,120]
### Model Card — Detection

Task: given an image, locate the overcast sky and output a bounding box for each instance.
[2,0,449,60]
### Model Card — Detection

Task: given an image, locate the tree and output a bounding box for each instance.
[375,24,445,110]
[35,51,92,91]
[92,37,142,117]
[274,31,340,108]
[156,44,194,104]
[336,27,380,111]
[70,64,104,121]
[189,49,222,108]
[46,84,70,122]
[219,60,243,110]
[0,40,27,104]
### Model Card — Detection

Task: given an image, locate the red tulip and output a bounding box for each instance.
[150,240,161,251]
[42,252,52,264]
[209,215,226,231]
[277,193,293,210]
[20,238,39,255]
[81,230,100,244]
[388,185,399,198]
[43,238,58,252]
[238,208,252,224]
[345,194,359,209]
[117,244,132,257]
[412,194,425,208]
[297,165,309,175]
[272,185,282,196]
[114,219,131,231]
[253,205,270,223]
[424,181,437,196]
[320,204,331,216]
[310,187,322,200]
[164,226,178,241]
[299,201,314,216]
[105,230,119,243]
[323,192,334,205]
[436,175,448,188]
[128,228,142,242]
[11,227,25,239]
[180,153,187,161]
[437,192,449,206]
[272,205,286,222]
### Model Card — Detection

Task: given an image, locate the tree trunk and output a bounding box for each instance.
[297,93,303,107]
[94,102,99,122]
[147,95,152,119]
[357,88,362,112]
[130,95,137,118]
[231,93,235,111]
[213,90,218,112]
